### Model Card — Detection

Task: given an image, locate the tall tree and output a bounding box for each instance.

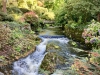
[85,0,100,22]
[2,0,7,13]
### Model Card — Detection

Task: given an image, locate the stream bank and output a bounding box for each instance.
[38,27,99,75]
[0,22,41,75]
[1,26,99,75]
[37,27,93,75]
[64,26,92,49]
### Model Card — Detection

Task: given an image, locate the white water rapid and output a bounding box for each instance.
[12,35,69,75]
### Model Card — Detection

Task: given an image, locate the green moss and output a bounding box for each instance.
[40,42,65,74]
[0,21,41,71]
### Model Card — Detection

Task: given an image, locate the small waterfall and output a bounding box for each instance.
[12,35,69,75]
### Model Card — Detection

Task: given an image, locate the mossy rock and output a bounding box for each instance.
[46,42,61,52]
[40,52,66,74]
[40,42,66,74]
[33,35,41,41]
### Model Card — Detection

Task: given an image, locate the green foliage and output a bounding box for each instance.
[82,20,100,65]
[32,6,48,17]
[44,0,65,11]
[33,6,55,20]
[85,0,100,14]
[23,11,39,30]
[82,20,100,46]
[0,0,3,9]
[5,15,14,21]
[17,0,37,9]
[0,56,5,60]
[55,0,100,28]
[0,23,11,47]
[24,11,38,23]
[0,12,14,21]
[11,29,23,39]
[19,8,30,13]
[65,0,93,22]
[0,21,36,53]
[66,21,78,29]
[55,4,67,26]
[7,7,23,21]
[2,21,22,30]
[7,7,22,14]
[14,45,21,52]
[42,12,55,20]
[53,0,65,12]
[71,42,77,46]
[10,14,22,21]
[17,0,29,9]
[44,0,54,9]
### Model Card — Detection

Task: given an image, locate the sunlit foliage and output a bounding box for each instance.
[42,12,55,20]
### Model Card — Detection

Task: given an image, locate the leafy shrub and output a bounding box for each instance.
[0,24,11,47]
[0,12,7,20]
[82,20,100,66]
[10,14,22,21]
[55,0,99,27]
[5,15,14,21]
[24,11,38,23]
[0,12,14,21]
[32,6,48,16]
[82,20,100,46]
[24,12,39,31]
[1,21,35,52]
[19,8,30,13]
[22,11,39,30]
[90,48,100,64]
[7,7,22,14]
[2,21,22,30]
[42,12,55,20]
[66,21,78,29]
[55,7,67,26]
[11,29,23,39]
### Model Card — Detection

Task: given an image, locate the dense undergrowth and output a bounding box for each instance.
[0,21,41,66]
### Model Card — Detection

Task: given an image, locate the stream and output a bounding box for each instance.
[12,27,88,75]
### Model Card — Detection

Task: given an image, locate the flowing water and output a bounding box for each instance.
[12,35,69,75]
[12,27,88,75]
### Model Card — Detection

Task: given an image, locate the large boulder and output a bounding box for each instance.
[40,42,66,74]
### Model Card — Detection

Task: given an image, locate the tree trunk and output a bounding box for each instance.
[97,12,100,22]
[62,25,65,30]
[2,0,7,13]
